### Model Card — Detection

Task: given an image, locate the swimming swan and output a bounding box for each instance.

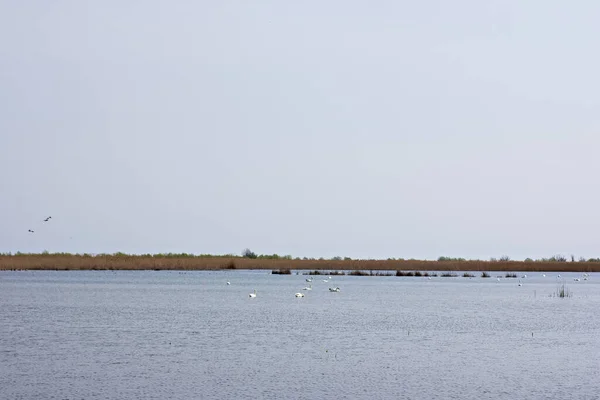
[295,293,305,297]
[249,289,257,298]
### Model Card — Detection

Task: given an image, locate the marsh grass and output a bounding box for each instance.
[304,270,346,276]
[2,252,600,272]
[271,269,292,274]
[481,272,491,278]
[505,273,518,278]
[463,272,475,278]
[441,272,458,277]
[349,270,370,276]
[555,283,572,298]
[348,270,394,276]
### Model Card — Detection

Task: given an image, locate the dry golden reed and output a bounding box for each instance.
[1,253,599,272]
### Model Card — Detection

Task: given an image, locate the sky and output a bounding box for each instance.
[1,1,599,260]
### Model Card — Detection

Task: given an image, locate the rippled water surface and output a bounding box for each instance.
[1,270,599,399]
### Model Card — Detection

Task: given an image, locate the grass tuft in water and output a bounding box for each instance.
[555,283,572,298]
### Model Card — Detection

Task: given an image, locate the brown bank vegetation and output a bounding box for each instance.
[1,252,599,272]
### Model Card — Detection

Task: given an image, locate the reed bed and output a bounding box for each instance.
[555,283,572,298]
[271,269,292,275]
[440,272,459,277]
[395,271,437,277]
[348,270,394,276]
[1,253,600,272]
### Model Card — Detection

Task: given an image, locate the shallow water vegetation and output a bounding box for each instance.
[481,272,491,278]
[271,269,291,275]
[349,270,370,276]
[304,270,346,276]
[463,272,475,278]
[555,283,572,298]
[505,273,517,278]
[348,270,393,276]
[440,272,458,277]
[395,270,437,277]
[305,270,323,275]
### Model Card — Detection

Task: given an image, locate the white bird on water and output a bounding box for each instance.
[303,284,312,290]
[295,292,305,297]
[249,289,257,298]
[227,281,231,285]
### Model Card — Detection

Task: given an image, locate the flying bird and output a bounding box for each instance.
[43,216,52,222]
[28,229,34,233]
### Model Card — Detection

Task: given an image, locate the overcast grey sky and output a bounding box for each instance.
[1,1,599,260]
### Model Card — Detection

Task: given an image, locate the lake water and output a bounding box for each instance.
[1,270,599,400]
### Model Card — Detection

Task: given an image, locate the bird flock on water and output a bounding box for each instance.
[233,275,341,299]
[238,271,591,299]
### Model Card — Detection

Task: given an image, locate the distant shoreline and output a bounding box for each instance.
[1,253,598,272]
